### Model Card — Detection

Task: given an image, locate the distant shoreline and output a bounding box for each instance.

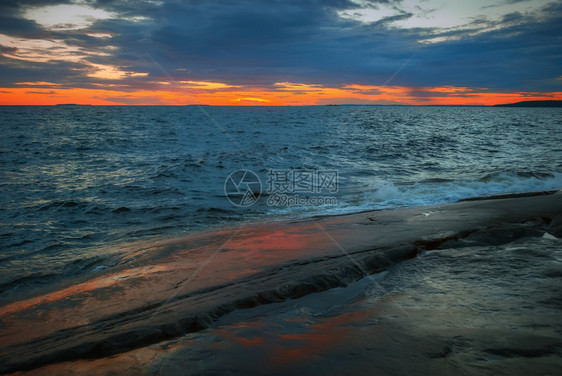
[1,101,561,107]
[493,100,562,107]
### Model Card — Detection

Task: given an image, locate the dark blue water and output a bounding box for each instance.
[1,105,561,301]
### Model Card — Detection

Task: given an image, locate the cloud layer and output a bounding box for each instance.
[0,0,561,104]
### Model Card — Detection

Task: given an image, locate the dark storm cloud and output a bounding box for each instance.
[0,0,561,91]
[0,57,91,87]
[405,5,562,90]
[482,0,530,9]
[0,1,55,38]
[0,0,70,10]
[0,46,18,54]
[0,14,47,38]
[369,12,413,28]
[89,0,418,85]
[25,90,56,94]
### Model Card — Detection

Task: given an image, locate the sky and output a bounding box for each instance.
[0,0,561,105]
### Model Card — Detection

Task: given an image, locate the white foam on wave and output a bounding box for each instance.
[267,171,562,220]
[355,171,562,210]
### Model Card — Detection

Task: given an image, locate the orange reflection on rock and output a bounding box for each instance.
[0,265,168,316]
[213,322,268,349]
[271,309,371,366]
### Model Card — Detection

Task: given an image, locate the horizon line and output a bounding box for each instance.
[2,101,561,107]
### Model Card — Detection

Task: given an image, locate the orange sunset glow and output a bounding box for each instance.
[2,82,561,106]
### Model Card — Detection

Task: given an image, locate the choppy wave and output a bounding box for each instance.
[267,171,562,219]
[362,171,562,208]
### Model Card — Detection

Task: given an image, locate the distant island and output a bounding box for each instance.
[494,100,562,107]
[54,103,92,106]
